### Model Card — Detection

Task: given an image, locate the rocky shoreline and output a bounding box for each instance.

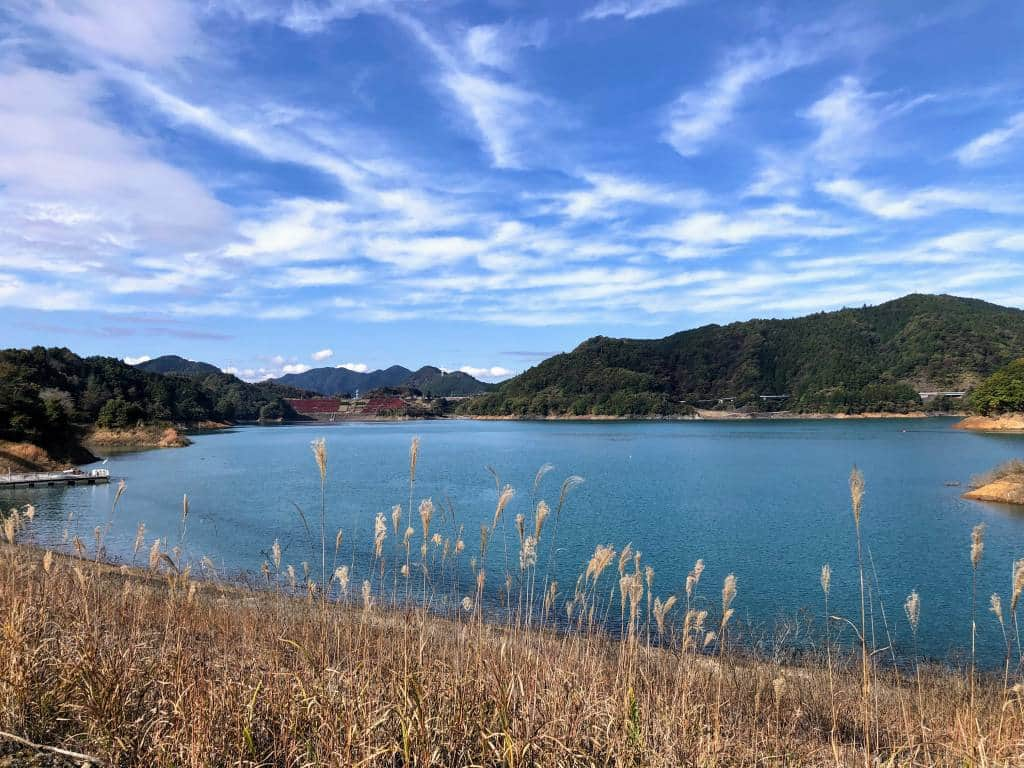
[963,459,1024,506]
[954,413,1024,431]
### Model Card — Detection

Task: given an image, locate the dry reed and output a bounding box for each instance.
[0,444,1022,767]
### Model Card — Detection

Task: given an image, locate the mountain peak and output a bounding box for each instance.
[135,355,221,376]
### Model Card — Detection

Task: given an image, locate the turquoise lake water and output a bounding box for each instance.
[5,418,1024,666]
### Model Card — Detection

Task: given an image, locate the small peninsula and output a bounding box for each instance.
[964,460,1024,506]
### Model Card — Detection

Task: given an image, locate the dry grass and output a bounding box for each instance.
[971,459,1024,490]
[1,441,1023,767]
[0,441,66,473]
[968,460,1024,505]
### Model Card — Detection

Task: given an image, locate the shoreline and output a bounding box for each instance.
[85,424,192,451]
[954,413,1024,432]
[457,410,957,422]
[963,480,1024,505]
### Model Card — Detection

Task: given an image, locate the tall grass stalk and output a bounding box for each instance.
[970,521,984,731]
[2,448,1022,766]
[849,466,871,766]
[312,438,327,591]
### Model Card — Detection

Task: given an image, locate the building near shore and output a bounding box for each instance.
[286,398,343,417]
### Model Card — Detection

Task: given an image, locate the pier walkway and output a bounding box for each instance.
[1,468,111,489]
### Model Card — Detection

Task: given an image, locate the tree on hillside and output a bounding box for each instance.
[970,358,1024,415]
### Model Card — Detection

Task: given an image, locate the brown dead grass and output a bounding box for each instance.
[1,442,1023,767]
[0,441,66,473]
[85,425,191,449]
[966,459,1024,505]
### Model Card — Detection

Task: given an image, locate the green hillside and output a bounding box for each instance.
[275,365,413,395]
[0,347,310,459]
[135,355,221,376]
[403,366,495,397]
[462,294,1024,417]
[274,364,492,397]
[969,358,1024,415]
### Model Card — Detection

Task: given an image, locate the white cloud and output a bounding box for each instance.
[281,363,311,375]
[441,71,541,169]
[33,0,200,66]
[220,0,392,34]
[0,67,229,272]
[365,235,485,269]
[312,348,334,361]
[337,362,369,372]
[744,77,934,200]
[0,272,94,311]
[553,172,703,220]
[818,178,1021,219]
[582,0,689,21]
[125,75,367,187]
[663,40,813,157]
[256,306,312,320]
[460,365,513,380]
[955,112,1024,166]
[804,76,880,170]
[389,12,550,169]
[651,204,855,250]
[278,265,366,287]
[464,22,546,72]
[123,355,152,365]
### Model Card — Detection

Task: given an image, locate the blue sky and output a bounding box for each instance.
[1,0,1023,381]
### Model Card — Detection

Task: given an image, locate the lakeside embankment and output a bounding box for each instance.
[0,536,1021,767]
[461,410,947,421]
[964,459,1024,506]
[956,413,1024,432]
[84,425,193,450]
[0,440,72,473]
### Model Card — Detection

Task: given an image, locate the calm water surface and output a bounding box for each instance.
[5,418,1024,665]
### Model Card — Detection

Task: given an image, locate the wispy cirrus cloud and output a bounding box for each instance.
[549,172,704,220]
[3,0,1024,378]
[464,22,546,72]
[650,204,856,253]
[663,38,816,157]
[818,178,1022,219]
[30,0,200,66]
[581,0,690,21]
[955,112,1024,165]
[388,12,554,169]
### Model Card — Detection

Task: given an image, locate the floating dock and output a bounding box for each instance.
[1,468,111,489]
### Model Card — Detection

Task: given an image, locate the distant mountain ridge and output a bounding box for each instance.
[461,294,1024,417]
[135,355,221,376]
[274,364,494,397]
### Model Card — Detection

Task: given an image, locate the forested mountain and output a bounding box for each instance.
[275,365,412,395]
[462,294,1024,417]
[403,366,495,396]
[274,364,491,396]
[135,355,221,376]
[970,358,1024,415]
[0,347,310,458]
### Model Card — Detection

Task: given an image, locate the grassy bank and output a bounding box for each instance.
[1,443,1023,766]
[84,424,192,450]
[965,460,1024,505]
